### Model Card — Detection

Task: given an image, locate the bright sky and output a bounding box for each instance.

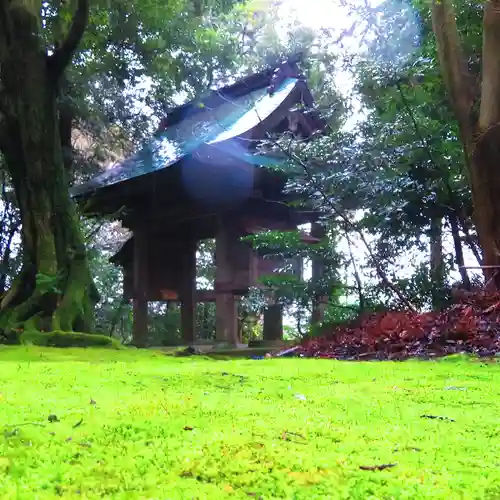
[278,0,357,87]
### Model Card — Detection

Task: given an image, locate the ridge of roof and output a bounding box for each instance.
[160,53,305,130]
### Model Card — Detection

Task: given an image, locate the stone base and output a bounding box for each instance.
[189,341,247,352]
[248,339,289,348]
[155,344,284,358]
[210,342,247,350]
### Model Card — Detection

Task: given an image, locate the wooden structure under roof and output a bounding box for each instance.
[72,55,327,346]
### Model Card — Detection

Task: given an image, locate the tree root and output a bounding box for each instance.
[0,255,98,335]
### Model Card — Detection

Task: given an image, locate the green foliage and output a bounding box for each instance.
[240,226,347,336]
[20,330,121,349]
[323,303,359,326]
[239,309,262,343]
[245,230,301,251]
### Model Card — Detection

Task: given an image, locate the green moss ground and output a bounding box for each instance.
[0,347,499,499]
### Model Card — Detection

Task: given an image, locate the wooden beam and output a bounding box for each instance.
[125,288,247,303]
[132,229,149,347]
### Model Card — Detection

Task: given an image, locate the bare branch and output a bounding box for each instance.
[460,265,500,269]
[47,0,89,78]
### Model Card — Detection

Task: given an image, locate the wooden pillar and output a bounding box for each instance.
[263,303,283,341]
[311,222,326,325]
[179,239,197,344]
[291,255,303,281]
[132,230,149,347]
[215,220,239,345]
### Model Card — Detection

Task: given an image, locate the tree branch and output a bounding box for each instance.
[47,0,89,78]
[242,87,416,311]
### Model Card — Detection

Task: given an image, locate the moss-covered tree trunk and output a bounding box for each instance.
[0,0,97,333]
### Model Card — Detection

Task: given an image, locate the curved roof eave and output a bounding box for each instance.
[71,78,300,199]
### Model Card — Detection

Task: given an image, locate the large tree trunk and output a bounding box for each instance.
[0,0,97,333]
[432,0,500,288]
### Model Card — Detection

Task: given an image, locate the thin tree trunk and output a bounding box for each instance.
[429,217,445,309]
[345,228,364,311]
[449,214,471,290]
[291,255,303,281]
[460,222,482,266]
